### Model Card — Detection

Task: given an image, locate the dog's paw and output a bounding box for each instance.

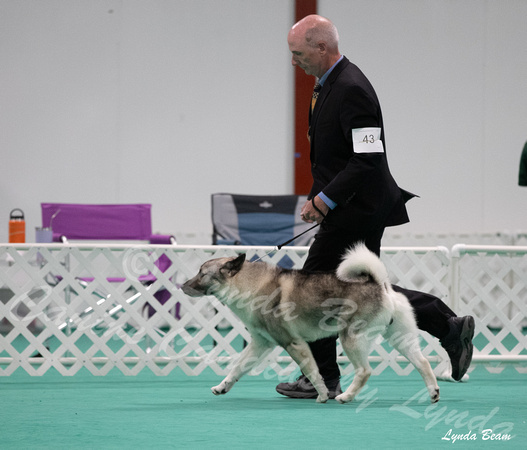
[211,385,226,396]
[431,388,440,403]
[335,393,352,404]
[316,394,328,404]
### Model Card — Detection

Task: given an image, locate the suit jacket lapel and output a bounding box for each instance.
[310,57,349,129]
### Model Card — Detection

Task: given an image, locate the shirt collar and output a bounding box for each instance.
[318,55,344,86]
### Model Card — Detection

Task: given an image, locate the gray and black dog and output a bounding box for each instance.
[182,244,439,404]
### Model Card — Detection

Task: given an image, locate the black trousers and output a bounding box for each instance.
[303,222,455,380]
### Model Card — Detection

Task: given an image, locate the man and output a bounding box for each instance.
[276,15,475,399]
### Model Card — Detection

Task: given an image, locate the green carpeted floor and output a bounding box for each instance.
[1,365,525,449]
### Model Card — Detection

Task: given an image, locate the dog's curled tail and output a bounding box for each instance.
[336,243,390,287]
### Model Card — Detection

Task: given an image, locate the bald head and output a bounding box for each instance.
[294,15,339,51]
[287,15,341,78]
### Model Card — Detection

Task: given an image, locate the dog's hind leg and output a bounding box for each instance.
[384,312,440,403]
[211,337,271,396]
[285,340,329,403]
[335,332,372,404]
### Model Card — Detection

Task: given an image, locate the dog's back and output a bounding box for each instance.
[226,244,392,345]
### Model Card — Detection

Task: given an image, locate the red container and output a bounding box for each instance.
[9,209,25,243]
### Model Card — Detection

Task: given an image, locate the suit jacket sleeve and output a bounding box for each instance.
[320,83,384,205]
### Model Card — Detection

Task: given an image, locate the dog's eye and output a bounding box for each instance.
[201,273,216,284]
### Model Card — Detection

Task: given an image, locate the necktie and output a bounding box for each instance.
[311,83,322,113]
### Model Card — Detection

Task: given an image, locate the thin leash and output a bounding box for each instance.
[251,222,321,263]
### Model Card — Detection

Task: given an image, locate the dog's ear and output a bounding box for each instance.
[221,253,246,277]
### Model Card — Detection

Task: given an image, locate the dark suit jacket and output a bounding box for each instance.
[308,56,414,233]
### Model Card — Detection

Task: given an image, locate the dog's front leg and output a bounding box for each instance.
[285,340,329,403]
[211,337,271,396]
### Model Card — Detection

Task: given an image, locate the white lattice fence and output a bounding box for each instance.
[450,245,527,374]
[1,243,525,377]
[382,231,516,248]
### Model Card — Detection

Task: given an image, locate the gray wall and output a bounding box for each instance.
[1,0,526,243]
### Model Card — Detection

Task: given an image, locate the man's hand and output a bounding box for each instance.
[300,195,329,224]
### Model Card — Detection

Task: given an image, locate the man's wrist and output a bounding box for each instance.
[318,192,337,210]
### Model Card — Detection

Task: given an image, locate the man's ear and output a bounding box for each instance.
[221,253,246,277]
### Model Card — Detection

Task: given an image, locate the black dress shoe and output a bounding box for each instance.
[276,375,342,399]
[441,316,475,381]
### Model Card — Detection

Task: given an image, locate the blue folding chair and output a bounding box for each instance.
[211,193,317,246]
[211,193,317,269]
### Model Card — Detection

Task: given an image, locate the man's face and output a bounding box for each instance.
[288,30,322,78]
